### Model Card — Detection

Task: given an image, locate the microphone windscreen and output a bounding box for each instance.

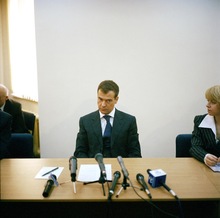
[69,156,77,182]
[117,156,129,177]
[114,171,121,179]
[42,179,54,197]
[136,173,144,180]
[95,153,103,162]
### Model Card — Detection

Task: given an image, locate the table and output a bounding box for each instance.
[1,158,220,217]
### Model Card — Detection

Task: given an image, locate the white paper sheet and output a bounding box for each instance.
[35,167,64,179]
[77,164,112,182]
[209,163,220,172]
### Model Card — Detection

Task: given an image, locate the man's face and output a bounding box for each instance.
[97,89,119,115]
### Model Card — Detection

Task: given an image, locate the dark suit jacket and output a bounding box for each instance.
[189,114,220,163]
[4,99,29,133]
[74,109,141,158]
[0,110,12,159]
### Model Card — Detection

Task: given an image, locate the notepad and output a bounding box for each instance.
[35,167,64,179]
[77,164,112,182]
[208,163,220,172]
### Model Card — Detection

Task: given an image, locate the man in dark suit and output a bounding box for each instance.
[0,110,12,159]
[74,80,141,158]
[0,84,29,133]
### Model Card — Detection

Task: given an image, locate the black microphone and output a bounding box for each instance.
[69,156,77,182]
[42,174,57,197]
[95,153,106,178]
[136,173,152,199]
[117,156,129,178]
[69,156,77,193]
[160,182,177,199]
[109,171,121,197]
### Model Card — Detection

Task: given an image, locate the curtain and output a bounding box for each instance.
[8,0,38,101]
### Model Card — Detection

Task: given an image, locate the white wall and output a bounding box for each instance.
[34,0,220,158]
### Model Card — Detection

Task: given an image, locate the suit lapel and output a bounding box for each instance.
[111,110,123,145]
[91,111,103,146]
[3,100,11,113]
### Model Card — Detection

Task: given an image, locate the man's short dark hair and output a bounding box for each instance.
[97,80,119,98]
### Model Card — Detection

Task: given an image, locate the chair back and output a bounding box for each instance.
[9,133,34,158]
[176,134,192,157]
[23,111,36,135]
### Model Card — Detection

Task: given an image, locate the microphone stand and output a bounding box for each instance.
[84,171,111,196]
[116,174,130,198]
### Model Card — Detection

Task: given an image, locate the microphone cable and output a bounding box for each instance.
[128,176,181,218]
[146,169,184,218]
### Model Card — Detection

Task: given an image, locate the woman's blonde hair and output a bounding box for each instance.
[205,85,220,104]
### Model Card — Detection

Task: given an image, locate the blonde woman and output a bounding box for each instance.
[190,85,220,166]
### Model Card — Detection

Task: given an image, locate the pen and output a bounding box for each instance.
[42,167,59,176]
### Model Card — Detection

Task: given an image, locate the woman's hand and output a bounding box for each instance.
[204,154,219,166]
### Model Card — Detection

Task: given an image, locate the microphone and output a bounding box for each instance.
[42,174,58,197]
[69,156,77,193]
[69,156,77,182]
[161,182,177,198]
[95,153,106,178]
[117,156,129,178]
[109,171,121,197]
[147,169,166,188]
[136,173,152,199]
[147,169,177,199]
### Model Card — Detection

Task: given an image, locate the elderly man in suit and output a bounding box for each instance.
[74,80,141,158]
[0,84,29,133]
[0,110,12,159]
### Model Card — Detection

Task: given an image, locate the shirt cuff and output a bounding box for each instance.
[204,154,209,166]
